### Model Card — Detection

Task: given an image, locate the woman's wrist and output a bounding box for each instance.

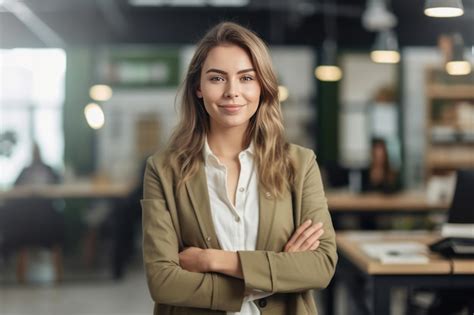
[205,249,243,279]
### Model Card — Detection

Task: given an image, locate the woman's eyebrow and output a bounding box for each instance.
[205,68,255,74]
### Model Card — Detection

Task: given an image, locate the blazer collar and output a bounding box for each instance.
[185,161,277,251]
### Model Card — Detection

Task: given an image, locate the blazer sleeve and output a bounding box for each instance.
[237,151,338,293]
[142,157,245,311]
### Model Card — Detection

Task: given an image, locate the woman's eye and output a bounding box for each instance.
[210,76,224,82]
[241,76,253,81]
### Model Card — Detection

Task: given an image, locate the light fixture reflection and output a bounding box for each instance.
[84,103,105,129]
[424,0,464,17]
[89,84,113,101]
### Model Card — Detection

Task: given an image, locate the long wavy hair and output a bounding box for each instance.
[166,21,295,198]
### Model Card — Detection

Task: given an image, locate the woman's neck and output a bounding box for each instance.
[207,127,248,160]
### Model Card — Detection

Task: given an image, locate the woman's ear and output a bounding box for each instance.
[196,87,203,99]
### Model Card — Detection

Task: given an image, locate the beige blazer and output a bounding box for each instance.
[141,144,337,315]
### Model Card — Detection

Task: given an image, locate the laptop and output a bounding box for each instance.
[430,170,474,257]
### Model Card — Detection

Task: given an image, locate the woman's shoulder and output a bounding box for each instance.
[287,143,317,163]
[145,149,171,174]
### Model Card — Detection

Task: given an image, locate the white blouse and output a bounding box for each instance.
[203,139,272,314]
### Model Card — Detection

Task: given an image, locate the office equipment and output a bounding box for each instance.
[431,170,474,257]
[361,242,429,264]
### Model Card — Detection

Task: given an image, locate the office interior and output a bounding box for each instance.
[0,0,473,314]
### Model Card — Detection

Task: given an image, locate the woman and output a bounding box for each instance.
[361,138,399,193]
[142,22,337,314]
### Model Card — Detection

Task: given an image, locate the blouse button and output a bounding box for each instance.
[239,187,245,192]
[235,216,241,222]
[206,236,212,242]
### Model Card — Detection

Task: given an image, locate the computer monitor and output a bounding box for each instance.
[441,170,474,238]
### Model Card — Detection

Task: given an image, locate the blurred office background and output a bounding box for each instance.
[0,0,473,314]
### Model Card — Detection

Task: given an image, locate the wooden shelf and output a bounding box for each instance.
[425,68,474,178]
[427,84,474,99]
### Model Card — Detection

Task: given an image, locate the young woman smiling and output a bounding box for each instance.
[141,22,337,315]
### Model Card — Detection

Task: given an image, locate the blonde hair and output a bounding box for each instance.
[166,21,294,198]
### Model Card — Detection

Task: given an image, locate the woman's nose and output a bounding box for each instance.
[224,80,239,98]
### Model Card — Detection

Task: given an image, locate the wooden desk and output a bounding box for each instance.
[327,191,449,212]
[0,182,133,200]
[332,231,474,315]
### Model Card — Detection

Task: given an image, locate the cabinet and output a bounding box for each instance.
[425,68,474,177]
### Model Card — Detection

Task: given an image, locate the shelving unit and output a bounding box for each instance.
[425,68,474,178]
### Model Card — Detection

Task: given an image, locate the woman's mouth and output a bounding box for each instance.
[218,104,245,114]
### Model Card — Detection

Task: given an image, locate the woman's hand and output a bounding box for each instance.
[284,220,324,252]
[178,247,211,273]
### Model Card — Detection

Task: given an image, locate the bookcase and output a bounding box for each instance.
[425,68,474,178]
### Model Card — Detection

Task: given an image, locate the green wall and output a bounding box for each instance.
[63,46,96,176]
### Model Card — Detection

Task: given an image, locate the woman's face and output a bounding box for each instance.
[197,44,261,133]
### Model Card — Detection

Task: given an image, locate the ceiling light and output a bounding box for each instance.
[446,61,471,75]
[84,103,105,129]
[315,40,342,81]
[90,84,113,101]
[362,0,397,31]
[370,30,400,64]
[128,0,248,6]
[207,0,249,6]
[278,86,289,102]
[446,33,471,75]
[315,66,343,82]
[424,0,464,17]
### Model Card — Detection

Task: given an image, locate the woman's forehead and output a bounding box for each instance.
[202,44,254,72]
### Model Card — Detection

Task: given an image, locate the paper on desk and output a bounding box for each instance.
[361,242,429,264]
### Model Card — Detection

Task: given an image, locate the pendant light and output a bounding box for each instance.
[446,33,471,75]
[370,29,400,64]
[315,0,342,82]
[424,0,464,17]
[315,40,343,81]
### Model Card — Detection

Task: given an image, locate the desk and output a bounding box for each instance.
[327,191,449,212]
[0,182,136,280]
[0,182,133,200]
[333,231,474,315]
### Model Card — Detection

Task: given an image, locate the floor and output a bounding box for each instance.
[0,249,154,315]
[0,250,464,315]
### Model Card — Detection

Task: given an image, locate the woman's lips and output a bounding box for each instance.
[218,104,245,113]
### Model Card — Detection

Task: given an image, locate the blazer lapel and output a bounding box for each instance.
[256,183,277,250]
[185,163,222,250]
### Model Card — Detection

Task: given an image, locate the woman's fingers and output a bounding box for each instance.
[286,222,323,252]
[299,228,324,251]
[309,240,321,251]
[284,219,312,251]
[290,222,323,251]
